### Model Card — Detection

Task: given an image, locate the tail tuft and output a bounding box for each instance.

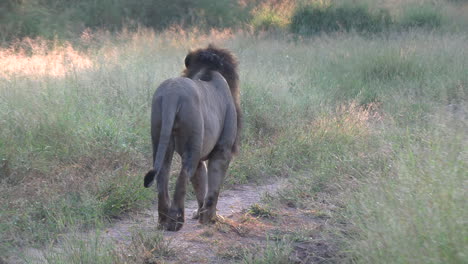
[144,169,157,188]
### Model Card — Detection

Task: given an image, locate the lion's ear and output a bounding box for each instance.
[184,53,192,68]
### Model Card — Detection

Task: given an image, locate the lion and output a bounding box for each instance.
[143,44,241,231]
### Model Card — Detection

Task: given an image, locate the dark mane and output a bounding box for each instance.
[182,44,242,154]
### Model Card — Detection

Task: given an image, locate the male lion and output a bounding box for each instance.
[143,45,241,231]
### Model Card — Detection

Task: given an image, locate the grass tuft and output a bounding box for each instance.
[41,231,118,264]
[343,112,467,264]
[242,238,293,264]
[121,227,174,263]
[247,203,274,218]
[98,170,154,218]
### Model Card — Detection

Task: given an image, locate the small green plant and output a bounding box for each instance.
[247,203,274,218]
[122,227,174,263]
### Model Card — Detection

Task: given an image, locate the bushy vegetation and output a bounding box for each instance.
[0,0,252,41]
[3,0,467,42]
[289,0,462,35]
[252,8,289,32]
[399,3,443,29]
[250,0,295,32]
[290,2,391,35]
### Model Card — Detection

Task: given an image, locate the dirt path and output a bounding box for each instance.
[17,181,335,263]
[105,183,282,263]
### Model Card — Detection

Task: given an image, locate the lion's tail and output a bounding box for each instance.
[144,96,177,188]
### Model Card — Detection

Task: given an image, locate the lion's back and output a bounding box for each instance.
[154,77,202,101]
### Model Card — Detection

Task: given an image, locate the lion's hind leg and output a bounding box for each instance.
[166,128,203,231]
[156,138,175,230]
[167,150,201,231]
[166,99,203,231]
[190,161,207,219]
[199,149,232,224]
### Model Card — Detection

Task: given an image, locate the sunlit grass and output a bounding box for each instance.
[0,39,93,79]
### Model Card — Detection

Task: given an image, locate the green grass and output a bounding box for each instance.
[0,167,154,256]
[40,231,118,264]
[247,203,275,218]
[289,0,468,36]
[20,226,174,263]
[2,0,467,43]
[290,2,392,35]
[251,3,291,33]
[343,114,467,264]
[0,11,467,263]
[241,238,293,264]
[0,0,253,42]
[230,30,466,262]
[98,169,154,218]
[399,3,443,29]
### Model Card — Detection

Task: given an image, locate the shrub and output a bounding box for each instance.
[399,4,442,29]
[252,9,289,32]
[290,3,391,35]
[334,5,391,33]
[251,0,295,32]
[290,4,337,35]
[0,0,63,41]
[0,0,252,41]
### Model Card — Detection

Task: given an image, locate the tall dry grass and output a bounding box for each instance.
[1,23,466,263]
